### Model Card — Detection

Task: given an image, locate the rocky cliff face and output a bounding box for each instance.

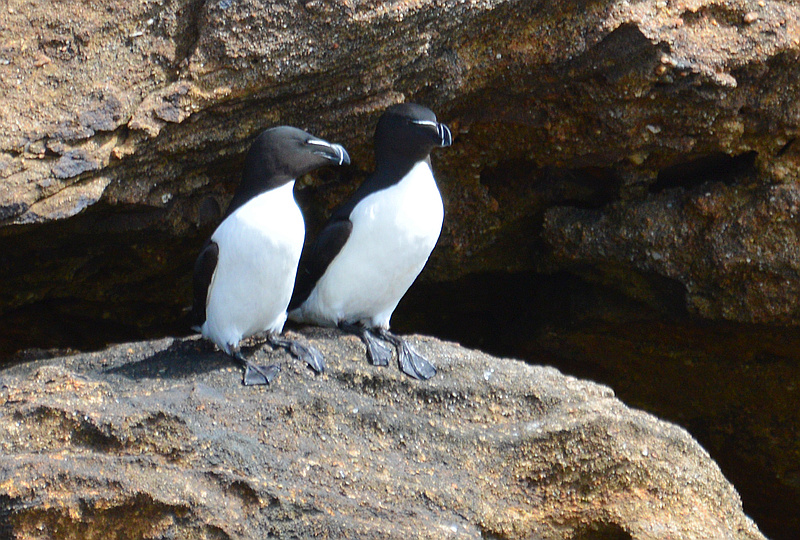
[1,0,799,538]
[0,330,764,539]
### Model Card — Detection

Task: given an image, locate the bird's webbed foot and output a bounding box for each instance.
[268,335,326,374]
[339,322,393,366]
[374,329,436,380]
[231,348,281,386]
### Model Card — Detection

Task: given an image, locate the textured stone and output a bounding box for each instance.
[0,0,799,337]
[544,181,800,324]
[1,1,800,537]
[0,330,764,539]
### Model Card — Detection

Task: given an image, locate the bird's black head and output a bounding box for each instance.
[225,126,350,217]
[374,103,452,165]
[242,126,350,188]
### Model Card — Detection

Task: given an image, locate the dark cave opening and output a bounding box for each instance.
[649,150,758,193]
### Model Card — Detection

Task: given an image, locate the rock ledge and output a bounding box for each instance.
[0,329,762,539]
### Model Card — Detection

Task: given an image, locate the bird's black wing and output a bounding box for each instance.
[290,219,353,310]
[290,165,408,311]
[190,240,219,330]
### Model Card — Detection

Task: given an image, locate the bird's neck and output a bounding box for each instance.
[223,174,295,219]
[374,155,431,180]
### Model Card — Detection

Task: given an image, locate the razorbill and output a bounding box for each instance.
[289,103,451,380]
[190,126,350,385]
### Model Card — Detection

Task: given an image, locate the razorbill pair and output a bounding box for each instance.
[191,104,451,385]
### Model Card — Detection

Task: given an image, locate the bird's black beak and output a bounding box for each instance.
[307,139,351,166]
[436,123,453,148]
[412,119,453,148]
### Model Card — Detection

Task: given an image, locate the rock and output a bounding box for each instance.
[0,0,798,342]
[1,0,799,537]
[1,1,800,336]
[50,149,101,181]
[543,180,800,324]
[0,329,763,539]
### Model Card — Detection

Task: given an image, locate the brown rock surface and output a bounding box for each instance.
[1,0,799,538]
[544,181,800,324]
[1,0,799,334]
[0,329,764,539]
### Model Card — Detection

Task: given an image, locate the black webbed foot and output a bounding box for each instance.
[339,322,393,366]
[398,341,436,380]
[268,336,326,374]
[243,363,281,385]
[364,333,393,367]
[232,349,281,386]
[375,329,437,380]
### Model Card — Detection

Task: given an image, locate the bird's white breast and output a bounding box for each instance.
[297,161,443,328]
[203,181,304,351]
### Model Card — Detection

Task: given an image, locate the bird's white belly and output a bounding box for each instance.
[203,182,304,352]
[303,162,443,328]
